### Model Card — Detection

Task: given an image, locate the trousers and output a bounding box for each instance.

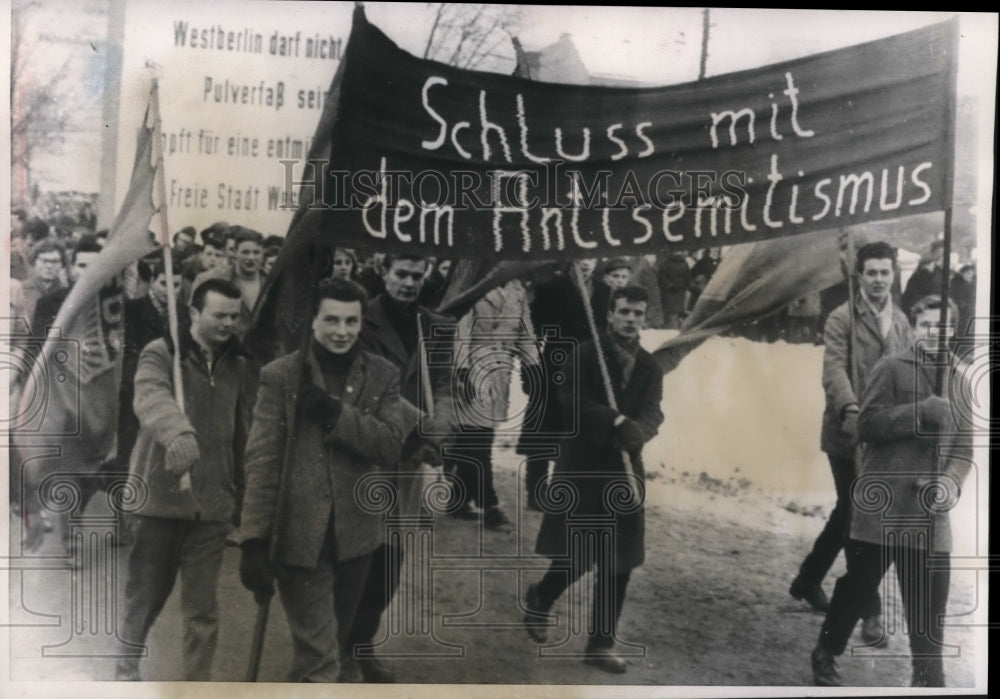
[799,454,881,618]
[341,542,404,656]
[277,550,373,682]
[534,537,632,650]
[819,539,950,686]
[118,515,229,680]
[445,425,499,510]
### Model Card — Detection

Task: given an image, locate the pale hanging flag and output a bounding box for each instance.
[13,85,163,464]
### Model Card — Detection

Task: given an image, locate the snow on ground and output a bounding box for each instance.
[641,331,832,518]
[504,326,982,551]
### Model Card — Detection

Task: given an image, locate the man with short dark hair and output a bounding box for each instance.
[231,227,265,310]
[10,209,30,280]
[812,295,970,687]
[524,285,664,674]
[191,227,265,341]
[117,258,187,470]
[237,277,415,682]
[30,236,103,338]
[116,277,249,681]
[347,253,455,682]
[11,238,68,333]
[182,230,226,284]
[173,226,196,255]
[790,241,913,642]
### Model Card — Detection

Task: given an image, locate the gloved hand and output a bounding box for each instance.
[400,430,444,468]
[841,411,860,444]
[164,433,199,476]
[919,395,952,429]
[297,370,343,427]
[239,538,275,605]
[609,417,644,453]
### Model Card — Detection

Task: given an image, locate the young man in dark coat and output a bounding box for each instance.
[347,254,453,682]
[237,277,416,683]
[520,258,600,510]
[117,258,187,471]
[811,295,971,687]
[524,285,664,674]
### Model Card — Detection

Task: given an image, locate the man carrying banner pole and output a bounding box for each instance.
[789,241,913,642]
[237,275,414,683]
[525,284,663,674]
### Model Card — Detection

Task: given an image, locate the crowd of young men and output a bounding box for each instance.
[8,219,972,687]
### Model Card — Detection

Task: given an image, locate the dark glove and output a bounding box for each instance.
[297,372,343,427]
[610,417,644,453]
[239,539,275,605]
[400,431,444,467]
[919,395,952,429]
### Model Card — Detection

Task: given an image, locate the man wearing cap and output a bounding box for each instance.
[601,258,632,291]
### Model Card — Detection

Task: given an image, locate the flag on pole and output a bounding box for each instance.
[13,85,163,460]
[649,227,887,373]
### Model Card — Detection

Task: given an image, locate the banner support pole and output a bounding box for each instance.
[572,266,641,505]
[935,16,961,396]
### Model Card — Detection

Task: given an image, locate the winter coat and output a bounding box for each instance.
[454,280,540,428]
[853,347,973,552]
[128,332,250,523]
[535,336,664,571]
[820,296,913,459]
[118,295,190,465]
[624,255,664,328]
[524,274,600,445]
[359,295,458,437]
[11,275,66,337]
[238,347,416,567]
[656,254,691,317]
[901,264,942,317]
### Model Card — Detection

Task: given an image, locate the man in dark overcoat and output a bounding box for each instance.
[519,258,600,510]
[524,285,664,674]
[349,254,454,682]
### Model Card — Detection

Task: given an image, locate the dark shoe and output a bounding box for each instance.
[790,577,830,612]
[811,645,841,686]
[583,647,627,674]
[523,583,548,643]
[337,654,363,683]
[358,657,395,683]
[861,614,888,648]
[484,506,512,532]
[449,502,479,521]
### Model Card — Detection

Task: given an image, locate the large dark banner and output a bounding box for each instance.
[297,8,954,260]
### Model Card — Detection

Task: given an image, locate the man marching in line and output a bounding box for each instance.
[343,254,454,682]
[811,295,971,687]
[789,241,913,645]
[116,277,250,681]
[237,277,416,682]
[524,285,664,674]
